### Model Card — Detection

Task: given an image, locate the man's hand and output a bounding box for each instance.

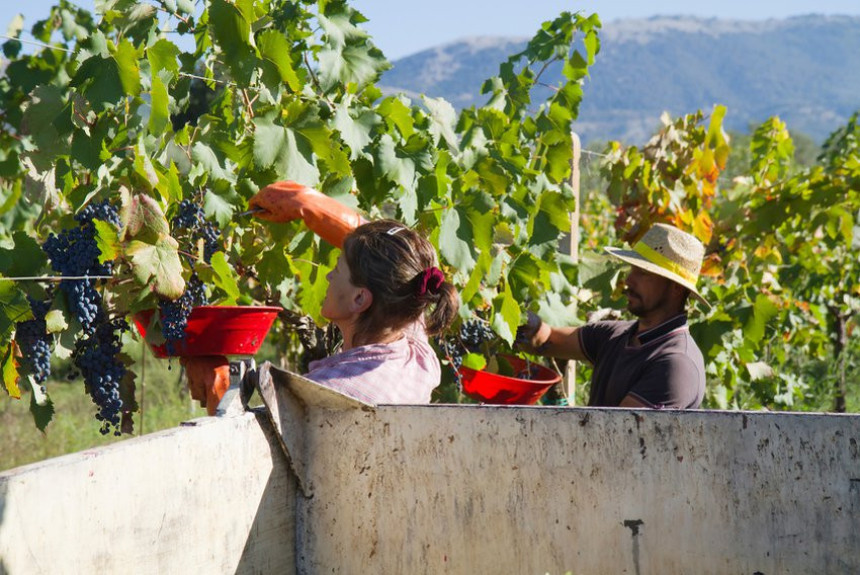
[516,312,586,361]
[181,355,230,416]
[248,181,365,248]
[515,311,551,354]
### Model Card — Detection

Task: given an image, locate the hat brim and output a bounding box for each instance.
[604,247,711,310]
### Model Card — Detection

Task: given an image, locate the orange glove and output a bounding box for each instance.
[248,181,365,248]
[181,355,230,416]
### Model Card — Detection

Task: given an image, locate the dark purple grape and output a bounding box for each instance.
[74,318,128,436]
[15,296,53,384]
[171,199,222,264]
[158,273,209,354]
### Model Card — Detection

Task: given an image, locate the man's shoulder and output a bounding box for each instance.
[582,319,636,337]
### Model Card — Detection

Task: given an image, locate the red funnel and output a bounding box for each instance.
[458,355,561,405]
[134,305,281,358]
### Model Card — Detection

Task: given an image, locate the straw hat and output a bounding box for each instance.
[605,223,709,308]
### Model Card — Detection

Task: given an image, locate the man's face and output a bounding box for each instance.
[624,266,675,317]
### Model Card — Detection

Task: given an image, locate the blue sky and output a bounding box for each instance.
[7,0,860,59]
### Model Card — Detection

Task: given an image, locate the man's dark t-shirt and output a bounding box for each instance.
[578,314,705,408]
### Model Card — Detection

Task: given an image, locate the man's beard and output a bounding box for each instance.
[625,289,648,317]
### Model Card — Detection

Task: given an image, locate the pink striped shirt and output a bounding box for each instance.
[305,321,440,404]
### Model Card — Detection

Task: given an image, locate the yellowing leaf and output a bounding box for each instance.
[2,342,21,399]
[127,235,185,299]
[94,219,120,263]
[125,194,170,241]
[45,310,67,334]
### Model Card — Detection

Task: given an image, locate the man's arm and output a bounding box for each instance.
[516,312,589,362]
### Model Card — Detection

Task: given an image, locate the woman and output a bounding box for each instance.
[184,182,458,409]
[302,220,458,403]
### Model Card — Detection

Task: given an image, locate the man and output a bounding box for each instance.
[517,223,708,409]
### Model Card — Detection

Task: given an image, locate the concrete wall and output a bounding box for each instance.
[0,412,295,575]
[294,400,860,574]
[2,372,859,574]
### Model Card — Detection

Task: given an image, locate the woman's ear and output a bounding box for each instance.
[352,287,373,314]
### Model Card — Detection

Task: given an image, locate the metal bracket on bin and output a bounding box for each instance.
[215,356,256,417]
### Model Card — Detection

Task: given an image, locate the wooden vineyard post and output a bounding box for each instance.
[564,132,581,405]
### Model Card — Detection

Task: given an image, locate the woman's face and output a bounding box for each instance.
[321,253,361,322]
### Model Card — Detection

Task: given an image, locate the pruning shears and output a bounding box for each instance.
[237,206,266,217]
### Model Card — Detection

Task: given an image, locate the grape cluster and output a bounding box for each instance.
[42,200,119,334]
[74,318,129,436]
[159,273,209,354]
[15,296,53,384]
[172,199,221,263]
[460,319,497,349]
[42,199,130,434]
[439,319,498,369]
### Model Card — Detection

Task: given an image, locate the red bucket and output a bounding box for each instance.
[458,355,561,405]
[134,305,282,358]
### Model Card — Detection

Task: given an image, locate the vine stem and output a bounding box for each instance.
[0,35,73,53]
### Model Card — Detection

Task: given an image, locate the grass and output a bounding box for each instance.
[1,341,210,473]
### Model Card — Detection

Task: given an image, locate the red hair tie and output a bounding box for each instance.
[417,267,445,296]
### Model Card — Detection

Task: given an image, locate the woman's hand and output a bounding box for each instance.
[181,355,230,416]
[248,181,365,248]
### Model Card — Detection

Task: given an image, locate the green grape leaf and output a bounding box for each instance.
[0,231,47,278]
[4,13,24,41]
[148,75,169,135]
[509,252,545,299]
[537,190,574,231]
[203,190,237,229]
[423,96,459,150]
[334,101,379,160]
[743,294,779,344]
[209,0,257,84]
[439,207,476,273]
[253,117,320,185]
[147,38,180,77]
[297,253,336,323]
[317,10,369,49]
[378,97,414,140]
[746,361,774,381]
[191,142,235,184]
[461,352,487,371]
[317,42,389,91]
[29,377,55,432]
[94,219,120,263]
[72,54,124,112]
[491,282,520,346]
[0,279,31,341]
[2,343,21,399]
[22,85,67,159]
[175,0,195,15]
[209,251,240,304]
[537,292,580,327]
[155,162,183,206]
[127,235,185,299]
[44,309,68,334]
[375,133,416,191]
[258,29,301,91]
[113,38,141,96]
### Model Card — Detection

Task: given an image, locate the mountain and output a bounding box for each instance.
[379,15,860,143]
